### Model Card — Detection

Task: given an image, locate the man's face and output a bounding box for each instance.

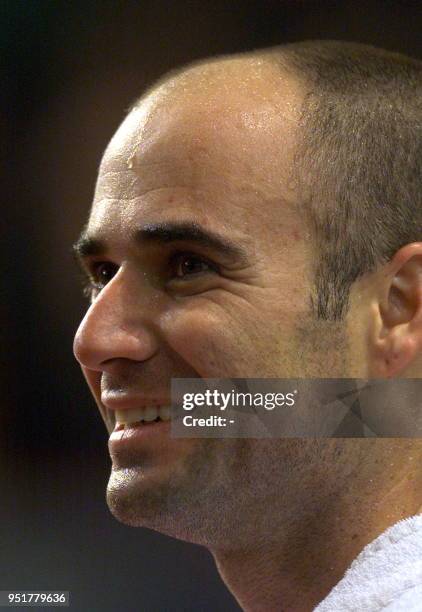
[73,66,351,543]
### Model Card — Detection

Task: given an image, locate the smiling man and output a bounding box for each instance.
[73,41,422,611]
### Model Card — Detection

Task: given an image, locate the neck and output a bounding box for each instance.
[211,441,422,612]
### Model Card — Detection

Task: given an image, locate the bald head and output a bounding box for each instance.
[122,54,304,186]
[132,51,300,114]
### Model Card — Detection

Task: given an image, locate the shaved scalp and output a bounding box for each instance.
[132,40,422,320]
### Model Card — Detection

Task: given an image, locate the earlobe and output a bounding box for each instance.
[370,245,422,378]
[373,334,419,378]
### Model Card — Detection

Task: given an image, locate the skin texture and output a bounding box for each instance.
[73,57,422,611]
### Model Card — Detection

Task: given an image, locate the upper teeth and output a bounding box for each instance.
[115,406,171,425]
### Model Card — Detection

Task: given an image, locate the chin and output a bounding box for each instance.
[106,465,169,523]
[105,463,239,547]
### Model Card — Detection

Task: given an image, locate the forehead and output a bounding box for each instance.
[88,62,303,245]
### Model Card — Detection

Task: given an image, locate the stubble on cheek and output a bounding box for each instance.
[292,316,350,377]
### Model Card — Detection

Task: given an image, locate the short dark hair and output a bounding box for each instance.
[273,40,422,320]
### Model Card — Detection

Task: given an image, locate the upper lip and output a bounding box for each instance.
[101,392,171,411]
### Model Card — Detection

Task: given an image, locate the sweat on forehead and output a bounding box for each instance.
[135,54,303,114]
[99,58,303,202]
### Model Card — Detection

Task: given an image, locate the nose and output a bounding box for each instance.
[73,269,159,372]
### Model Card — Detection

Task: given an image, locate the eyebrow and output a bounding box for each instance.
[73,231,105,260]
[73,221,248,265]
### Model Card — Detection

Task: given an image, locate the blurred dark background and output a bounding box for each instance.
[2,1,422,610]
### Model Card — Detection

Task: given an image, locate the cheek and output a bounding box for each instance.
[160,306,234,376]
[159,301,279,378]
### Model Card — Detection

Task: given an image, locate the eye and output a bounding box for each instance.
[172,253,218,279]
[85,261,119,297]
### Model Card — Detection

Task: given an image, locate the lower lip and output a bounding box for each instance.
[108,420,171,451]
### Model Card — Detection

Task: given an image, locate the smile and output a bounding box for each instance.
[115,406,171,429]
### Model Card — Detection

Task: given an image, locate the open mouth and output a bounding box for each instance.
[114,406,171,431]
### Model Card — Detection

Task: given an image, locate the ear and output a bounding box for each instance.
[369,243,422,378]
